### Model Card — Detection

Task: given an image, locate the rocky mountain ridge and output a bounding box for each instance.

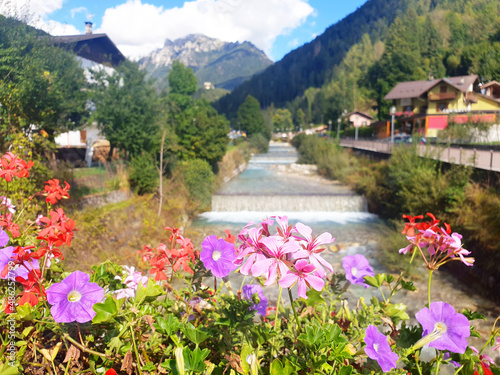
[139,34,273,92]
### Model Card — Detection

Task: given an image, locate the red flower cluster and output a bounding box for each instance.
[16,269,47,307]
[32,208,77,260]
[0,152,34,182]
[139,227,198,281]
[43,179,70,204]
[0,213,20,237]
[400,213,474,270]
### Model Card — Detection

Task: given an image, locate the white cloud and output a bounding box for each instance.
[0,0,80,35]
[97,0,314,60]
[0,0,63,18]
[71,7,87,19]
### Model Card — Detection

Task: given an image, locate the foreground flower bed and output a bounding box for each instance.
[0,153,499,375]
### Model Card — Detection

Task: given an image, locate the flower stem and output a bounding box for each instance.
[130,325,143,375]
[427,269,433,307]
[434,352,442,375]
[62,334,109,358]
[287,288,302,334]
[274,286,283,331]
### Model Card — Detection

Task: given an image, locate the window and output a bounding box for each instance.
[437,103,448,112]
[440,85,447,93]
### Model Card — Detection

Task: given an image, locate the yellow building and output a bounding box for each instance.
[384,75,500,137]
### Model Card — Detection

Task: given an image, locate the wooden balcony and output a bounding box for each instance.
[428,92,457,101]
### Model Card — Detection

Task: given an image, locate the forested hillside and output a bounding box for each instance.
[214,0,500,124]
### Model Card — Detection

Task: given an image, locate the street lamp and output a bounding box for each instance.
[337,118,341,142]
[328,120,332,140]
[390,106,396,143]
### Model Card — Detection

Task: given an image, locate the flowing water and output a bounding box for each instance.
[188,142,499,364]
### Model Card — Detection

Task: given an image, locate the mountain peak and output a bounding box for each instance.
[139,33,272,92]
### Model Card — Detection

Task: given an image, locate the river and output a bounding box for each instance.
[187,141,499,363]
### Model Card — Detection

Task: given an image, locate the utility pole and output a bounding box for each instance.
[390,106,396,143]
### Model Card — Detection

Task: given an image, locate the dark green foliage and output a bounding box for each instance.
[249,133,269,154]
[291,133,307,149]
[164,61,230,170]
[168,60,198,96]
[90,60,160,158]
[0,15,88,151]
[179,158,214,213]
[128,153,158,195]
[237,95,270,140]
[174,100,229,170]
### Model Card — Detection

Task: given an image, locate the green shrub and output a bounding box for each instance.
[128,153,158,195]
[291,132,307,149]
[249,133,269,154]
[179,158,214,214]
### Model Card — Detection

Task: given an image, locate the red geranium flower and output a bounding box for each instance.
[16,270,46,306]
[0,152,34,182]
[0,213,20,238]
[43,179,70,204]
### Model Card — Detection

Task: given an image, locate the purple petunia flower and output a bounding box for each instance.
[364,325,398,372]
[342,254,374,288]
[415,301,470,353]
[200,235,238,278]
[0,229,9,247]
[242,284,268,315]
[0,241,40,280]
[47,271,104,323]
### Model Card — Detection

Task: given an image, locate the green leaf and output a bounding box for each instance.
[298,320,323,349]
[384,274,395,283]
[92,296,119,324]
[270,359,295,375]
[240,345,254,374]
[154,315,183,336]
[15,304,34,321]
[364,273,385,288]
[303,288,325,306]
[462,309,486,321]
[400,279,417,292]
[161,359,180,375]
[184,347,210,372]
[134,278,163,306]
[0,363,21,375]
[384,303,410,324]
[182,323,210,346]
[323,324,347,346]
[339,365,353,375]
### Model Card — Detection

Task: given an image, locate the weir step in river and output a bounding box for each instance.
[210,142,368,215]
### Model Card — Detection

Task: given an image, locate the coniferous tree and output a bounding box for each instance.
[237,95,270,140]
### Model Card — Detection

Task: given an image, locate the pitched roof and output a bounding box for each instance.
[384,79,437,100]
[50,34,125,67]
[481,80,500,89]
[347,111,374,119]
[384,75,478,100]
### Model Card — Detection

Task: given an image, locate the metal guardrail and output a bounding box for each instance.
[339,139,500,172]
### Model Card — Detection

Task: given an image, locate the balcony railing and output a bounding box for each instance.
[428,92,457,101]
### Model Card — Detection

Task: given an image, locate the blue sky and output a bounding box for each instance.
[1,0,368,61]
